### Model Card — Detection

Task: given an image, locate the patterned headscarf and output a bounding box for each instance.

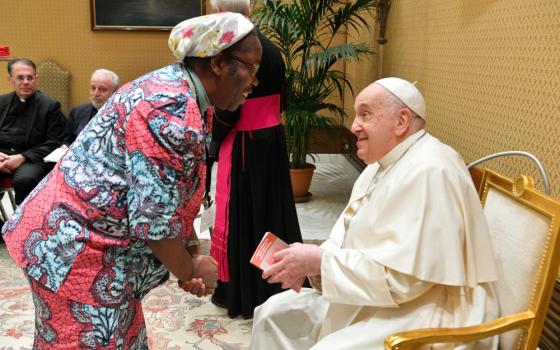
[168,12,254,60]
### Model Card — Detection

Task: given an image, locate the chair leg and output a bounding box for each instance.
[0,189,17,222]
[0,201,7,222]
[7,189,16,211]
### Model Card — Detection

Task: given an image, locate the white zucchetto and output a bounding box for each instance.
[375,77,426,119]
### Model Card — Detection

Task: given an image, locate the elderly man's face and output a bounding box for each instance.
[90,73,115,109]
[215,33,261,111]
[8,62,37,100]
[351,84,400,164]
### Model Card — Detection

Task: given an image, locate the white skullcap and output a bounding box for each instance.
[375,77,426,119]
[168,12,254,60]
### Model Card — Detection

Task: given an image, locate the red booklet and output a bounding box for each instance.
[250,232,289,270]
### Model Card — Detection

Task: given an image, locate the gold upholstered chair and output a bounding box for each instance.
[384,169,560,349]
[37,60,70,112]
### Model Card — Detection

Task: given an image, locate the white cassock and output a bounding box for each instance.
[250,130,499,350]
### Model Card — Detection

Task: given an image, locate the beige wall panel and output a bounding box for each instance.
[382,0,560,197]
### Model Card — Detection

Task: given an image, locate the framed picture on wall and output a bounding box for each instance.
[90,0,206,31]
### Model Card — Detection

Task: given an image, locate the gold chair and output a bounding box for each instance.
[37,60,70,112]
[468,166,485,194]
[385,169,560,349]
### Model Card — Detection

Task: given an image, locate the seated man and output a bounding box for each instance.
[0,58,66,205]
[250,78,499,350]
[63,68,119,145]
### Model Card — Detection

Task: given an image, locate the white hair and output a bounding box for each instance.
[210,0,250,16]
[91,69,119,89]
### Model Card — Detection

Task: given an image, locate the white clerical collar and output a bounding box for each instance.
[378,129,426,170]
[15,91,36,103]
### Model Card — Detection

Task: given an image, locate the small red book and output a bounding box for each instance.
[250,232,289,270]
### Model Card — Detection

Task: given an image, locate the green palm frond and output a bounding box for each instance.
[308,43,373,73]
[252,0,378,168]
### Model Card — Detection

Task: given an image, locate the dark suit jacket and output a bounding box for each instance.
[0,91,66,163]
[63,103,96,145]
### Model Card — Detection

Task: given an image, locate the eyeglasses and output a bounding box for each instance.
[12,74,35,82]
[226,54,260,76]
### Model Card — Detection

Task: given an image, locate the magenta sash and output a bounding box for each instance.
[236,94,281,130]
[210,94,281,281]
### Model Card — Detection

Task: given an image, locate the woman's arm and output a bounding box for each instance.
[147,237,195,281]
[147,237,218,294]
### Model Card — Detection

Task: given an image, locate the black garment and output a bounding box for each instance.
[62,103,97,145]
[0,91,66,204]
[211,30,303,318]
[0,94,30,147]
[0,162,54,204]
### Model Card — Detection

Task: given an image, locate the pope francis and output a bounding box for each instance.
[249,78,499,350]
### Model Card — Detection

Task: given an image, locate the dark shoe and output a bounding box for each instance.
[210,295,227,309]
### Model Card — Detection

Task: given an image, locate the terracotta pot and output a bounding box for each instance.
[290,163,316,203]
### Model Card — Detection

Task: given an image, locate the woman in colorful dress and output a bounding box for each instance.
[1,13,261,349]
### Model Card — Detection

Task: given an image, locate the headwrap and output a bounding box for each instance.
[168,12,254,60]
[375,77,426,119]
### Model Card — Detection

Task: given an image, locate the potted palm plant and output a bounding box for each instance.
[252,0,378,201]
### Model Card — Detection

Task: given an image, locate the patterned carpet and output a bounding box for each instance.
[0,242,252,350]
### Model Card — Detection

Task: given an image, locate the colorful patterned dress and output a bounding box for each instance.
[2,63,210,349]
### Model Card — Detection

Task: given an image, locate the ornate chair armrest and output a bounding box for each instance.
[384,311,534,350]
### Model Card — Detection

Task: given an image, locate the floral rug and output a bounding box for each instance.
[0,244,252,350]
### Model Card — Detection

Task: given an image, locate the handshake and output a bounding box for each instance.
[177,255,218,297]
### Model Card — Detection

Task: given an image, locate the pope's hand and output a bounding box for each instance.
[262,243,322,291]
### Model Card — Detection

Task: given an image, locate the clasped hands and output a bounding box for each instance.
[0,153,26,173]
[262,242,323,293]
[178,255,218,297]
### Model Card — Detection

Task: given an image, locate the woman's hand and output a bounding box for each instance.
[147,237,218,297]
[192,255,218,293]
[178,278,206,297]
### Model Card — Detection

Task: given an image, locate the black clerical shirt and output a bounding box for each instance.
[0,93,35,152]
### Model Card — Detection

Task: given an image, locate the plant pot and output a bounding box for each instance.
[290,163,316,203]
